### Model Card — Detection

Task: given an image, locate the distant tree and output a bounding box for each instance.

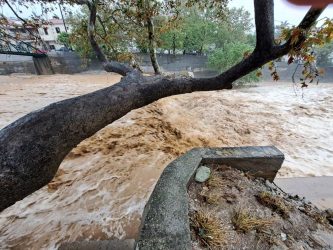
[66,12,95,59]
[79,0,230,73]
[181,8,214,54]
[159,28,184,54]
[57,32,70,47]
[208,42,259,83]
[158,6,253,55]
[67,6,134,64]
[275,20,290,38]
[316,41,333,67]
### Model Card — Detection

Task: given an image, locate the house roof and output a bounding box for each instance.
[5,19,37,29]
[48,19,64,25]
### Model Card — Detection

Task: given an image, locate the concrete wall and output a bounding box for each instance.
[33,57,55,75]
[49,52,87,74]
[0,58,37,75]
[86,54,215,77]
[0,52,86,75]
[0,53,211,76]
[137,54,209,72]
[1,53,333,83]
[59,146,284,250]
[137,146,284,249]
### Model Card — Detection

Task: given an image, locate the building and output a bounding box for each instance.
[1,18,70,52]
[0,18,41,51]
[38,18,69,50]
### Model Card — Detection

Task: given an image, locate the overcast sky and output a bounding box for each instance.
[1,0,333,26]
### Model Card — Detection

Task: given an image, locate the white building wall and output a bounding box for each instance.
[38,21,69,50]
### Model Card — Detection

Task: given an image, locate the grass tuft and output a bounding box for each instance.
[200,191,221,205]
[207,170,225,189]
[256,191,291,218]
[232,208,274,233]
[301,204,327,224]
[190,208,226,248]
[223,192,237,203]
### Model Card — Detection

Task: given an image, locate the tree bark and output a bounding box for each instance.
[173,33,176,55]
[254,0,275,51]
[146,16,161,74]
[0,1,325,211]
[87,0,135,76]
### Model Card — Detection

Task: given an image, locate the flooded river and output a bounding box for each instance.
[0,72,332,249]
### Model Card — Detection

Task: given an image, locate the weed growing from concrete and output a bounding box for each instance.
[256,191,291,218]
[190,208,226,248]
[207,170,225,188]
[232,208,274,233]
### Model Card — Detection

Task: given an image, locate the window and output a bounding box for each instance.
[43,28,48,35]
[55,27,61,33]
[49,45,56,50]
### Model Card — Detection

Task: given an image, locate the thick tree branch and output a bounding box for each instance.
[87,1,107,63]
[110,16,127,31]
[75,0,90,4]
[4,0,28,25]
[254,0,275,50]
[298,6,326,29]
[87,0,135,76]
[0,2,327,211]
[214,4,325,88]
[276,7,325,55]
[146,16,161,74]
[96,14,107,38]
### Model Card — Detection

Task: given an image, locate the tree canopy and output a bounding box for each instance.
[1,0,332,81]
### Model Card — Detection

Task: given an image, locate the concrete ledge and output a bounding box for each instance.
[137,146,284,249]
[59,239,135,250]
[201,146,284,182]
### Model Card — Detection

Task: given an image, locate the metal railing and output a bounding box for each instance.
[0,33,47,57]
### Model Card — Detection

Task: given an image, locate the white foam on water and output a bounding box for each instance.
[0,74,332,249]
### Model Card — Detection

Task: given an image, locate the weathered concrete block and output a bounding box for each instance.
[59,239,135,250]
[33,56,55,75]
[137,146,284,250]
[201,146,284,182]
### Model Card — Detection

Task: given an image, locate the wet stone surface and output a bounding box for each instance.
[195,166,211,183]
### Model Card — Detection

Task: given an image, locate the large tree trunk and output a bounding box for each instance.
[0,1,325,211]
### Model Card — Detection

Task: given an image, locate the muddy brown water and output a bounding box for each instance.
[0,73,332,249]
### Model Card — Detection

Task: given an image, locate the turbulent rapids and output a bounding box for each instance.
[0,72,332,249]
